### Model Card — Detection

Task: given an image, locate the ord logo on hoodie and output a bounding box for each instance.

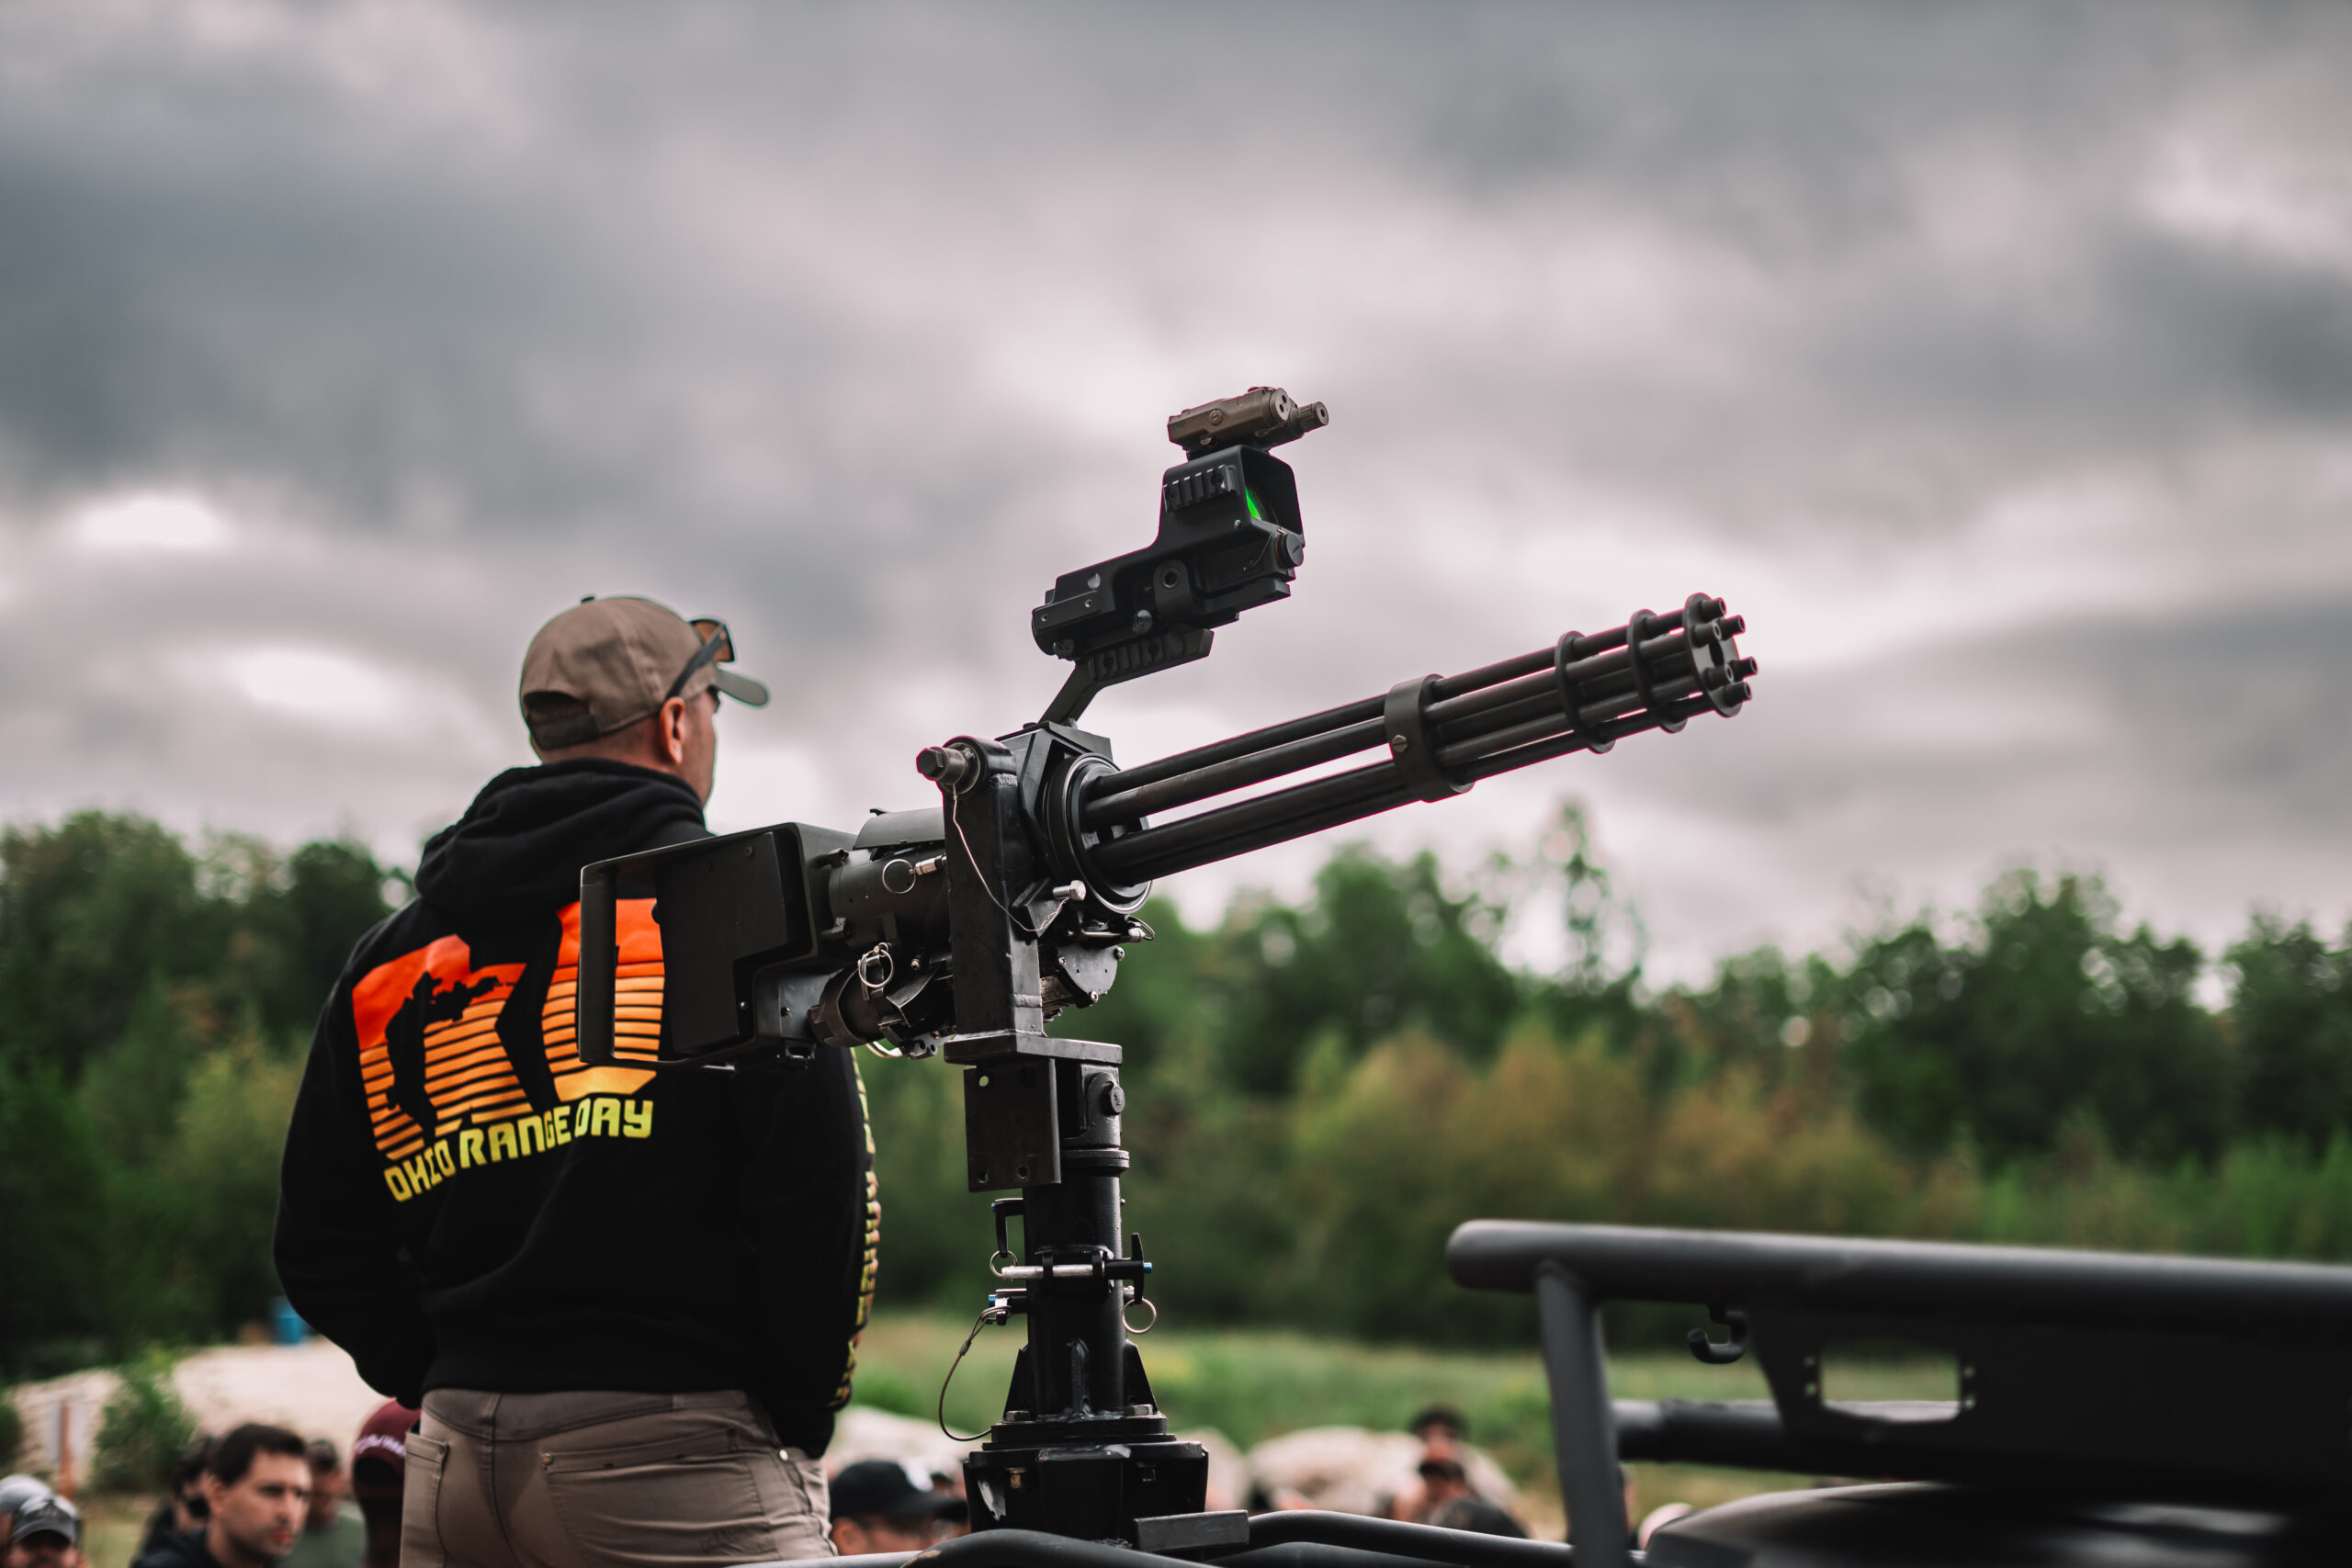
[354,899,663,1201]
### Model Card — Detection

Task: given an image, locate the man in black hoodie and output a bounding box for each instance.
[276,597,876,1568]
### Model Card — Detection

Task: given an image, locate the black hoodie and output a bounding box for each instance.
[274,761,876,1453]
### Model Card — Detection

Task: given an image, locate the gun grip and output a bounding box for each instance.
[576,861,620,1066]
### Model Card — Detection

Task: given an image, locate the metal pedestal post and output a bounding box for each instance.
[1535,1261,1629,1564]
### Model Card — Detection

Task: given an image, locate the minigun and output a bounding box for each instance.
[575,389,1756,1549]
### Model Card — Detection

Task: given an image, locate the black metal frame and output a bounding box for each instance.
[1448,1221,2352,1540]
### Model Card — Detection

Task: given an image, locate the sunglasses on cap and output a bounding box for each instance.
[665,618,772,707]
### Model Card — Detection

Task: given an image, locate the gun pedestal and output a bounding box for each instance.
[930,735,1212,1541]
[957,1054,1210,1541]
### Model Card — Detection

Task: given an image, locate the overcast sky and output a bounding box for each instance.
[3,1,2347,982]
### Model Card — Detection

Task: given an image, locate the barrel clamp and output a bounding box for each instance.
[1626,609,1689,735]
[1384,676,1471,803]
[1554,631,1615,756]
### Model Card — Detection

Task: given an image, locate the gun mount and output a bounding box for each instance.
[576,389,1757,1551]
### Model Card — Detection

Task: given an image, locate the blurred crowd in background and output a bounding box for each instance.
[0,1393,1668,1568]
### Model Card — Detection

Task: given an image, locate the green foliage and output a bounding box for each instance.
[0,1059,117,1370]
[17,799,2352,1375]
[0,1389,21,1471]
[0,815,397,1081]
[2227,917,2352,1151]
[1065,845,1524,1097]
[90,1350,196,1495]
[845,1362,927,1418]
[1839,872,2229,1164]
[1283,1026,1974,1342]
[861,1052,994,1312]
[0,814,214,1079]
[0,813,399,1374]
[867,818,2352,1346]
[1207,846,1523,1093]
[160,1042,307,1332]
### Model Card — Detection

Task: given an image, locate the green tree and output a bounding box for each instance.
[157,1040,306,1332]
[861,1054,994,1312]
[90,1350,197,1495]
[232,838,400,1043]
[0,1061,116,1373]
[1208,845,1522,1095]
[0,815,215,1077]
[1842,873,2229,1165]
[2227,918,2352,1149]
[80,978,208,1168]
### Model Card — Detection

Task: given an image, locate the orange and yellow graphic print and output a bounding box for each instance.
[354,900,664,1176]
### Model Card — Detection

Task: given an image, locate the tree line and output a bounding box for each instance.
[5,806,2350,1375]
[0,814,399,1377]
[869,807,2352,1343]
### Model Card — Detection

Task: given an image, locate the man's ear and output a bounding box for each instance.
[660,696,690,766]
[201,1472,229,1513]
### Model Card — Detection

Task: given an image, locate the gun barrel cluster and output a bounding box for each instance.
[1076,594,1752,887]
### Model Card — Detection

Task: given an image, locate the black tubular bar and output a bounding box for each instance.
[1103,772,1419,886]
[1458,698,1715,784]
[1080,716,1388,830]
[1448,1220,2352,1329]
[1437,675,1711,773]
[1088,759,1407,883]
[1430,684,1566,745]
[1096,693,1713,886]
[1236,1513,1577,1567]
[1081,643,1585,831]
[1422,628,1691,733]
[1536,1265,1632,1568]
[1427,644,1559,701]
[1087,614,1682,817]
[1082,603,1745,888]
[1097,653,1655,839]
[1216,1547,1483,1568]
[1091,694,1385,796]
[1610,1399,1816,1472]
[1089,682,1715,886]
[876,1529,1190,1568]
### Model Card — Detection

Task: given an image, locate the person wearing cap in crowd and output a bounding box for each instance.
[6,1495,82,1568]
[1386,1404,1474,1524]
[136,1438,215,1562]
[278,1440,363,1568]
[275,598,876,1568]
[0,1478,52,1556]
[827,1461,964,1557]
[132,1424,311,1568]
[345,1402,414,1568]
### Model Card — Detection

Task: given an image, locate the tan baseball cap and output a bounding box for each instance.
[519,596,770,749]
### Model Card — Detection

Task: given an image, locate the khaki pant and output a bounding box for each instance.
[404,1390,833,1568]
